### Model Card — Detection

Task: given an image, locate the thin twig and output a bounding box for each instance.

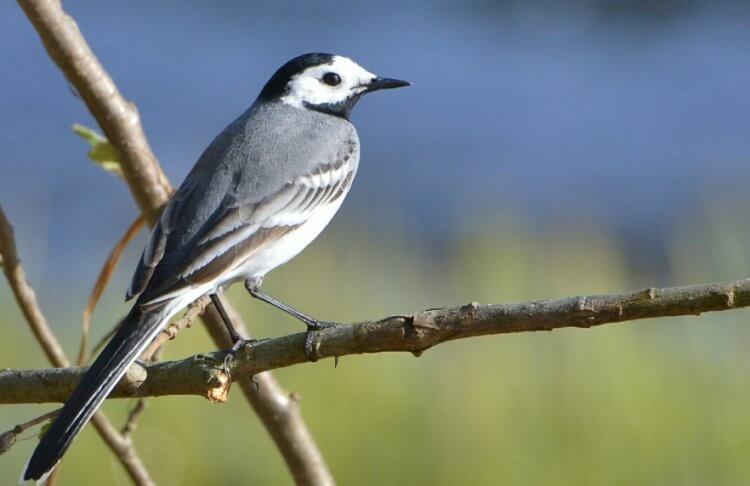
[121,400,147,438]
[0,206,69,367]
[79,214,145,365]
[88,267,207,361]
[4,278,750,405]
[0,205,155,486]
[202,295,335,486]
[118,297,212,443]
[46,465,62,486]
[0,409,60,457]
[141,296,210,361]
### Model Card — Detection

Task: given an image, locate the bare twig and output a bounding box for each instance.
[46,464,62,486]
[4,278,750,405]
[119,297,207,441]
[16,1,333,482]
[121,400,147,438]
[202,295,335,486]
[79,214,145,364]
[141,296,210,361]
[0,205,155,486]
[0,409,60,457]
[0,207,69,367]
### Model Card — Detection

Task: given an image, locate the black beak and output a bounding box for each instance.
[364,77,411,93]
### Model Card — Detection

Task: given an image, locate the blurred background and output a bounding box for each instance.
[2,0,750,484]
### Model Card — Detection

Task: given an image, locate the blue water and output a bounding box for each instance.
[1,1,749,282]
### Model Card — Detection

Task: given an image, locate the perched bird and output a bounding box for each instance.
[23,53,409,483]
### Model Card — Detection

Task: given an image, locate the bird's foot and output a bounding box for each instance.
[231,338,256,354]
[304,321,337,362]
[223,338,257,371]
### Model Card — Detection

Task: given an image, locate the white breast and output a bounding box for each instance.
[238,193,348,279]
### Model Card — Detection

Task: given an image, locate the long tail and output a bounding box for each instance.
[23,300,173,483]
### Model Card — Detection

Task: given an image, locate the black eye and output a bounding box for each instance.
[321,72,341,86]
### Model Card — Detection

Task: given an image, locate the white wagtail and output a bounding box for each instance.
[23,53,409,483]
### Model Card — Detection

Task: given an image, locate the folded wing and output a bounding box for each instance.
[133,158,355,304]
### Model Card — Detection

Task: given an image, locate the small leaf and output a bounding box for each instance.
[37,420,53,440]
[72,124,123,177]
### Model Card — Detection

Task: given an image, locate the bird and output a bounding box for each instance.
[23,52,409,483]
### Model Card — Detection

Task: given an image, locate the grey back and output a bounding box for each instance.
[128,100,359,302]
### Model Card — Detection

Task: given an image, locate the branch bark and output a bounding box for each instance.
[202,296,333,486]
[16,1,332,483]
[3,278,749,404]
[0,205,155,486]
[16,0,170,222]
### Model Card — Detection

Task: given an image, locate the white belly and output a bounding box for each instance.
[219,194,347,286]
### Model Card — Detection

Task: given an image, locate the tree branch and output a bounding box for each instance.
[0,207,69,368]
[3,278,749,404]
[201,296,334,486]
[0,205,155,485]
[16,1,332,483]
[17,0,171,222]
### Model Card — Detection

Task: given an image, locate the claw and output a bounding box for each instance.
[230,338,248,354]
[222,352,233,377]
[303,321,336,362]
[222,338,257,372]
[304,330,319,362]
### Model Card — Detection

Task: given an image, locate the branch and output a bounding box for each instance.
[0,205,155,485]
[80,214,145,364]
[0,207,68,367]
[16,1,332,483]
[3,278,749,404]
[201,296,334,486]
[17,0,171,222]
[141,297,209,360]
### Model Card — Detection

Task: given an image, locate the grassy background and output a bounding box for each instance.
[2,206,750,485]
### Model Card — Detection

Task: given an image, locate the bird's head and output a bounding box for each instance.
[258,53,409,119]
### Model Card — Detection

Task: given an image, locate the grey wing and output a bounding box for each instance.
[138,157,356,303]
[126,103,359,304]
[126,179,196,301]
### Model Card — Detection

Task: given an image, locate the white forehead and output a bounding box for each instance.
[323,56,375,81]
[281,56,377,108]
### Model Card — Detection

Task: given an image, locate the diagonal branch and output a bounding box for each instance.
[0,207,68,367]
[201,296,334,486]
[16,1,333,483]
[17,0,171,222]
[0,205,155,486]
[3,278,750,404]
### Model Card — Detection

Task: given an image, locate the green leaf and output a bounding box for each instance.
[37,420,53,440]
[72,124,123,177]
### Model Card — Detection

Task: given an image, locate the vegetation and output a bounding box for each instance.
[3,209,749,484]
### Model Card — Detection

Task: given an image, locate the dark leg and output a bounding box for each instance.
[245,277,335,361]
[210,293,245,351]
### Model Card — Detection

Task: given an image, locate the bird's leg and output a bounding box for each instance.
[245,277,336,361]
[209,293,248,353]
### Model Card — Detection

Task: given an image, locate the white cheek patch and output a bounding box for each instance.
[281,56,376,108]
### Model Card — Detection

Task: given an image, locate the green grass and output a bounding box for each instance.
[2,213,750,485]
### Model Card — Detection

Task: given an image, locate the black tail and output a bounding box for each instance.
[23,301,171,482]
